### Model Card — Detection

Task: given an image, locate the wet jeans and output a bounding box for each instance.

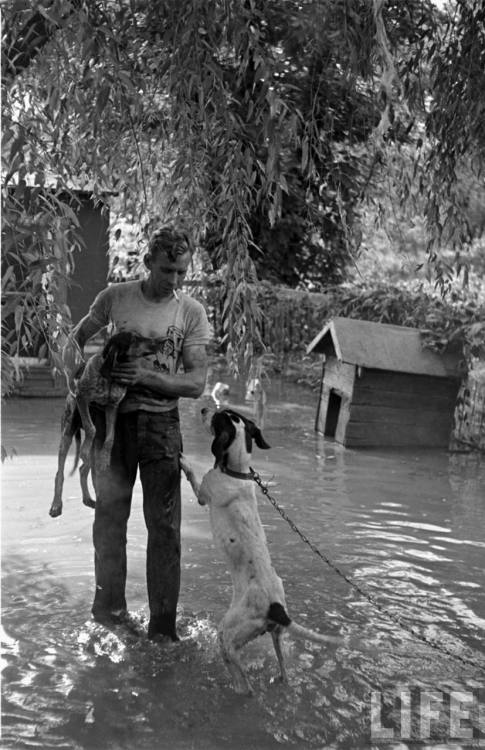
[91,407,182,639]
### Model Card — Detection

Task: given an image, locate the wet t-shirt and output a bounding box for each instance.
[88,280,211,413]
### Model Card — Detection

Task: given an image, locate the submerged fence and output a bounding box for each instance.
[450,365,485,452]
[184,279,485,452]
[183,278,331,359]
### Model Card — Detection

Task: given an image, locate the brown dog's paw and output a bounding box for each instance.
[83,497,96,509]
[49,504,62,518]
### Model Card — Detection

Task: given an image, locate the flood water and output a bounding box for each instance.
[2,380,485,749]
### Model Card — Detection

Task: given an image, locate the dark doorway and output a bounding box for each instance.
[325,390,342,438]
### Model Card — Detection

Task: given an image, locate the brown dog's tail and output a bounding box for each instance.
[69,406,83,476]
[268,602,347,645]
[70,429,82,475]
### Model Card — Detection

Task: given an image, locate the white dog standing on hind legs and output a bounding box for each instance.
[180,407,348,695]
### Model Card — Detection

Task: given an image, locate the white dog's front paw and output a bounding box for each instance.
[179,453,192,476]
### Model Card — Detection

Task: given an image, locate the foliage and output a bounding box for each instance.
[370,0,485,275]
[330,280,485,364]
[2,0,485,392]
[421,0,485,248]
[451,365,485,452]
[1,188,84,394]
[214,278,484,388]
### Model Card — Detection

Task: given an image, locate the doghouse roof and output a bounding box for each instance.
[306,317,461,378]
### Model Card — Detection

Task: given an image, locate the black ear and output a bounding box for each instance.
[240,413,270,450]
[253,426,270,450]
[211,429,234,465]
[210,412,236,466]
[113,331,135,356]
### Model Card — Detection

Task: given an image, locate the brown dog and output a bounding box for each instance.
[49,331,148,517]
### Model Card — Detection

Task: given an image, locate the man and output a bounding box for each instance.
[70,226,211,641]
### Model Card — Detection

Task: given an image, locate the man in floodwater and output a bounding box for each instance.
[67,226,211,641]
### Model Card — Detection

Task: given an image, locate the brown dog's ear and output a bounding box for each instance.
[100,339,118,378]
[112,331,136,357]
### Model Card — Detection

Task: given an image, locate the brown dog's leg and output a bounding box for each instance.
[70,417,95,508]
[50,396,79,517]
[79,460,95,508]
[49,429,74,517]
[98,404,117,471]
[77,397,98,485]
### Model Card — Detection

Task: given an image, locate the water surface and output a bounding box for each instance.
[2,383,484,749]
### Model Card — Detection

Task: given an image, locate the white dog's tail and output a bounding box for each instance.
[268,602,347,646]
[287,621,346,645]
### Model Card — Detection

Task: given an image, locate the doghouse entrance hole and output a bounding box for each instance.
[325,390,342,438]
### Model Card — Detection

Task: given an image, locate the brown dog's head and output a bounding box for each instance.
[205,408,270,468]
[99,331,140,378]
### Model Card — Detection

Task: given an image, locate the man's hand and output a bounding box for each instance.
[111,359,151,386]
[110,344,207,399]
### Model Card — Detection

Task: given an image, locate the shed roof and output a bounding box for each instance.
[306,317,461,378]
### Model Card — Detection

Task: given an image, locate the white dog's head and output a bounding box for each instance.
[202,408,270,468]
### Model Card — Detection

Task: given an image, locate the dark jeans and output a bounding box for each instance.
[91,407,182,639]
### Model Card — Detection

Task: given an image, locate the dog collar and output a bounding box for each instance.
[220,466,255,481]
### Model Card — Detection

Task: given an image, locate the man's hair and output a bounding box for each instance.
[147,226,193,262]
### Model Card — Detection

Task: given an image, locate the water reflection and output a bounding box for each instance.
[2,393,485,748]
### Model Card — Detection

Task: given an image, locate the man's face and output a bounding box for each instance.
[146,250,191,296]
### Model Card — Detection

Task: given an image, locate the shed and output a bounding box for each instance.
[5,187,110,397]
[306,317,462,448]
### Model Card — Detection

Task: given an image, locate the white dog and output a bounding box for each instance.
[180,408,345,694]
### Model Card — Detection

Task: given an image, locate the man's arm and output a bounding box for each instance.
[60,314,104,379]
[70,283,111,353]
[72,315,104,351]
[110,343,208,399]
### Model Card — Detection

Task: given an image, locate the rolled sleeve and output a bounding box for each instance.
[88,287,112,328]
[184,302,212,348]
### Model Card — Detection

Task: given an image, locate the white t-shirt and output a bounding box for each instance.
[88,280,212,412]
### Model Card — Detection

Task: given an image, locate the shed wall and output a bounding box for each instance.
[316,358,355,442]
[345,368,459,447]
[67,198,110,324]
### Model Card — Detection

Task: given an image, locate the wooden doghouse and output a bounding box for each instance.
[307,317,461,448]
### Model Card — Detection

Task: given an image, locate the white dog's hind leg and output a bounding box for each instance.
[218,629,252,695]
[270,627,288,683]
[219,612,265,695]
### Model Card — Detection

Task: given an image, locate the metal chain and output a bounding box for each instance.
[250,468,483,673]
